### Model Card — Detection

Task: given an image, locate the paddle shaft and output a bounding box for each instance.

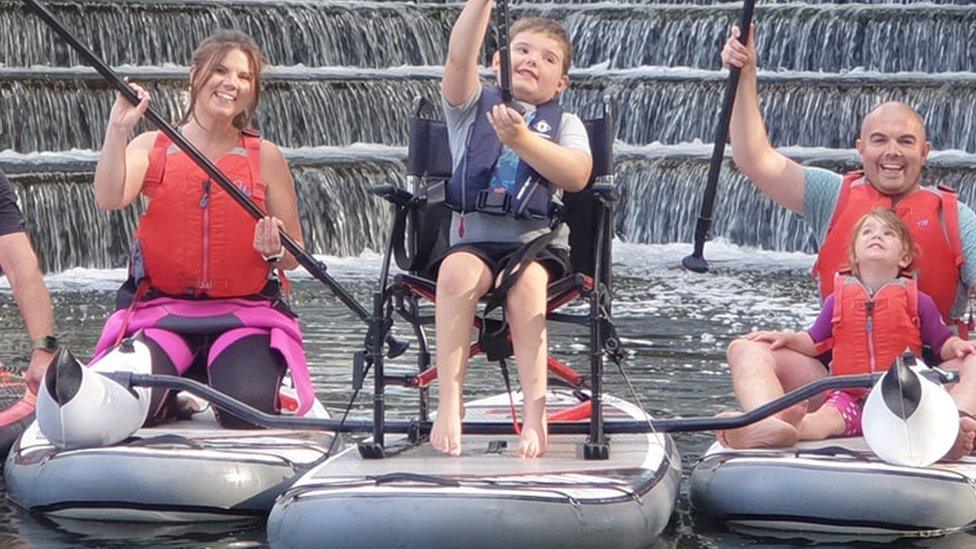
[495,0,525,114]
[684,0,756,272]
[104,369,956,435]
[24,0,394,343]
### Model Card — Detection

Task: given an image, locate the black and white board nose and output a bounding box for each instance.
[36,335,154,450]
[863,354,959,467]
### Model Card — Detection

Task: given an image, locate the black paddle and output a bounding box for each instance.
[101,368,959,435]
[23,0,408,359]
[495,0,525,115]
[682,0,757,273]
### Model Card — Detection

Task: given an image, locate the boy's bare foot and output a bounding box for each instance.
[715,411,799,449]
[942,415,976,461]
[518,415,547,458]
[430,408,463,456]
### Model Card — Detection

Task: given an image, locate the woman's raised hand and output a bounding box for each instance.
[107,79,152,135]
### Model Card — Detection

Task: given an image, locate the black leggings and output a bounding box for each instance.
[144,332,287,429]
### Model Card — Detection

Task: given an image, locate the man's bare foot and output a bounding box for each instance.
[518,416,547,458]
[943,415,976,461]
[715,411,799,449]
[430,408,462,456]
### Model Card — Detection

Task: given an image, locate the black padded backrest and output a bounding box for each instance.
[584,116,614,180]
[407,116,453,180]
[402,99,454,279]
[402,98,615,281]
[563,112,615,279]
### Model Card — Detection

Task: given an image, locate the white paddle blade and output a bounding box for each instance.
[37,337,154,450]
[862,365,959,467]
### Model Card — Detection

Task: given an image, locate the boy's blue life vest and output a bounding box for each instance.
[445,86,563,220]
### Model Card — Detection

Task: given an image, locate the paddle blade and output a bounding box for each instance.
[879,355,922,419]
[37,340,155,450]
[863,359,958,467]
[681,253,709,273]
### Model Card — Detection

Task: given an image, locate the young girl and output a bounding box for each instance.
[740,208,976,443]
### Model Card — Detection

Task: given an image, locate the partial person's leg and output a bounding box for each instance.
[506,261,550,458]
[798,390,853,441]
[717,339,828,448]
[208,329,287,429]
[430,252,493,455]
[939,354,976,460]
[142,328,194,425]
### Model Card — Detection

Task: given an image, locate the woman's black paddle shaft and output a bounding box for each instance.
[682,0,757,273]
[23,0,408,357]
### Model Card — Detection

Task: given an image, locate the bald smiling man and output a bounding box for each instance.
[713,25,976,461]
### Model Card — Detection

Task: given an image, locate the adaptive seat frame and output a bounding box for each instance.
[361,95,619,460]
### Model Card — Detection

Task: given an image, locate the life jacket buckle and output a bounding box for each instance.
[476,187,511,216]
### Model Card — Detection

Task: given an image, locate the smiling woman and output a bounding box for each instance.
[79,29,316,432]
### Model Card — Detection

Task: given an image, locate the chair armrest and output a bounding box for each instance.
[591,180,619,203]
[371,185,425,207]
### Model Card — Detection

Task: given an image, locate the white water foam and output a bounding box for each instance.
[0,239,813,292]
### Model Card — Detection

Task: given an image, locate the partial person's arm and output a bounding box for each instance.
[741,329,817,356]
[442,0,493,107]
[93,83,154,210]
[957,202,976,298]
[258,141,304,271]
[918,292,976,359]
[0,233,54,394]
[723,25,806,214]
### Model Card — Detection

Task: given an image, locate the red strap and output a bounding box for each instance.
[113,279,152,347]
[242,132,265,201]
[278,268,292,298]
[830,272,847,325]
[142,132,171,197]
[815,271,849,355]
[905,277,920,328]
[814,337,834,356]
[812,173,858,281]
[506,390,522,436]
[937,186,964,268]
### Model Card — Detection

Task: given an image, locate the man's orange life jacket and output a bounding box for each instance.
[812,172,964,332]
[134,130,270,298]
[815,273,922,378]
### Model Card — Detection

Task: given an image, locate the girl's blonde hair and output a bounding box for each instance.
[179,29,266,131]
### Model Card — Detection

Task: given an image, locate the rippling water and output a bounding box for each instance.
[1,242,973,547]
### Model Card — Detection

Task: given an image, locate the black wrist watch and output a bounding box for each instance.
[32,335,59,353]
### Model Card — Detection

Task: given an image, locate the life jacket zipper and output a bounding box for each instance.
[199,179,212,293]
[865,300,876,374]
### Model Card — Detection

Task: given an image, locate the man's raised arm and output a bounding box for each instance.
[724,25,806,215]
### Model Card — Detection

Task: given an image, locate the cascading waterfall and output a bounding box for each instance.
[0,0,453,68]
[8,68,976,152]
[2,0,976,272]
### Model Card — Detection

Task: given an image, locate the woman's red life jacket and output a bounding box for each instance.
[815,273,922,378]
[134,130,270,298]
[812,172,964,329]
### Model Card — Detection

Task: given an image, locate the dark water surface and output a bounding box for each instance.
[0,243,973,548]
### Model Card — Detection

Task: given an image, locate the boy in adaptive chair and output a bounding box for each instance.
[719,209,976,459]
[431,0,593,458]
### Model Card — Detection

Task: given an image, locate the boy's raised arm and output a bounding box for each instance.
[443,0,494,107]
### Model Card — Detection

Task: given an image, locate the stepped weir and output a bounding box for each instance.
[1,0,975,272]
